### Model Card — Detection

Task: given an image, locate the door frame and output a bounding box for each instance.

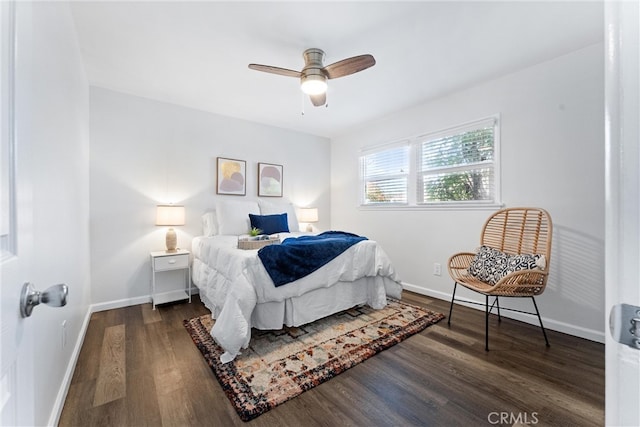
[604,1,640,425]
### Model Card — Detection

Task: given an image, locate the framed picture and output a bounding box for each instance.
[258,163,283,197]
[216,157,246,196]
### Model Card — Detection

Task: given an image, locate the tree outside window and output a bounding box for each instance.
[360,117,498,207]
[419,127,495,203]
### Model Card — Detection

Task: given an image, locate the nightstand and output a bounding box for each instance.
[150,249,191,309]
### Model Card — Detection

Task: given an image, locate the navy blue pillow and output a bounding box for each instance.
[249,213,289,235]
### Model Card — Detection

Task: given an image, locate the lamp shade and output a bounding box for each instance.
[297,207,318,223]
[156,205,185,226]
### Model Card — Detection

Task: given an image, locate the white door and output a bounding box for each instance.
[0,2,35,425]
[605,1,640,426]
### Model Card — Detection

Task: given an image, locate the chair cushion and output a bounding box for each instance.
[468,246,546,285]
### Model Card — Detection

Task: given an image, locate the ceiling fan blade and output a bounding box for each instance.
[248,64,301,78]
[323,54,376,79]
[310,92,326,107]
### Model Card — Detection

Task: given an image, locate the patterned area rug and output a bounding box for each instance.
[183,299,444,422]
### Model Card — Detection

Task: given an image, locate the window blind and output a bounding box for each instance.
[358,115,499,208]
[417,122,495,203]
[361,144,409,204]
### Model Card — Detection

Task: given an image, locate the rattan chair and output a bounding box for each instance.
[447,207,552,350]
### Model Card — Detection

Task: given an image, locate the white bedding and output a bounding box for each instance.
[192,232,403,362]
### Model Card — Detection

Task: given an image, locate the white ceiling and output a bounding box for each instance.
[70,1,604,139]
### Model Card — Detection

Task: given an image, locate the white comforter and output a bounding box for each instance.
[192,233,401,362]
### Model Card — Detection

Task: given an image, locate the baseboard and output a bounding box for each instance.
[48,288,202,424]
[48,305,93,426]
[90,289,199,313]
[401,282,605,344]
[91,295,152,312]
[48,294,151,425]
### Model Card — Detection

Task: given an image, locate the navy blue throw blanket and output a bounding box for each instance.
[258,231,368,287]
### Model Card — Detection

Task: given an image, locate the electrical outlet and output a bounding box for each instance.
[61,320,67,349]
[433,263,442,276]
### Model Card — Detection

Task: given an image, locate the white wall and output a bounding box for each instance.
[331,44,605,341]
[89,87,330,305]
[24,2,91,425]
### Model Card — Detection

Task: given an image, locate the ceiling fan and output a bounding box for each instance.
[248,48,376,107]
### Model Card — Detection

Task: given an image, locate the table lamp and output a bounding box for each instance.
[156,204,185,252]
[297,207,318,232]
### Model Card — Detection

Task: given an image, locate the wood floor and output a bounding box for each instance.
[59,292,604,426]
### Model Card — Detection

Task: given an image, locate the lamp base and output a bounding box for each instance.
[165,228,177,252]
[306,224,313,232]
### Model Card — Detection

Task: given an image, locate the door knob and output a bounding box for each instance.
[20,282,68,318]
[610,303,640,349]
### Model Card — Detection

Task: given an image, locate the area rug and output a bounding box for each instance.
[183,299,444,422]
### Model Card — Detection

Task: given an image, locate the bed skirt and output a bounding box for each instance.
[194,273,402,330]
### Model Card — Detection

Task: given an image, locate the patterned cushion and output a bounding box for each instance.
[468,246,546,285]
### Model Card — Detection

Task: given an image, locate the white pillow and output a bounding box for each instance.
[216,200,260,235]
[201,211,217,236]
[258,200,300,232]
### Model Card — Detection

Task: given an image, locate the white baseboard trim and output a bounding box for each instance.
[90,288,199,313]
[91,295,152,313]
[48,294,150,425]
[48,289,202,425]
[48,305,93,427]
[401,282,605,344]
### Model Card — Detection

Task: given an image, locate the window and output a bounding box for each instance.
[360,143,409,205]
[417,118,497,204]
[359,116,500,208]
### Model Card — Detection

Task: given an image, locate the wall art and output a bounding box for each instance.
[216,157,246,196]
[258,162,283,197]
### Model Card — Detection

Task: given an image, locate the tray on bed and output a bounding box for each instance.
[237,236,280,250]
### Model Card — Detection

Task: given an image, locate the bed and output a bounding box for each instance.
[191,200,403,363]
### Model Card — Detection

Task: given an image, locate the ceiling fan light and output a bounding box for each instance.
[300,74,327,95]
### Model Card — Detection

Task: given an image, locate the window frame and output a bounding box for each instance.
[359,140,411,206]
[358,115,502,211]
